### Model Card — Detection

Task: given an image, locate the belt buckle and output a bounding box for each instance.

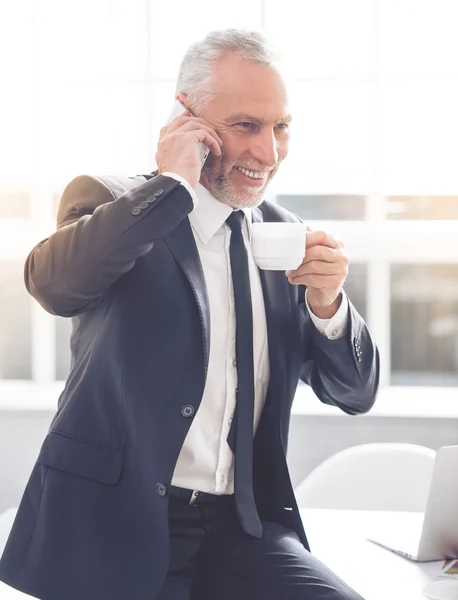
[189,490,200,506]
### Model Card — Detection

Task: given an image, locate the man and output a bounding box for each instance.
[0,29,379,600]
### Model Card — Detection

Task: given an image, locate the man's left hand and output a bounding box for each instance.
[285,227,349,316]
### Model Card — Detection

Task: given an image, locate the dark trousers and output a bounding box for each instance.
[156,490,365,600]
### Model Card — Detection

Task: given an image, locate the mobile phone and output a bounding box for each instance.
[165,99,211,168]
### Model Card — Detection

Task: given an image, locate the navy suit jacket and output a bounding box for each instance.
[0,172,379,600]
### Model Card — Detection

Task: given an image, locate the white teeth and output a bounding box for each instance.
[235,166,265,179]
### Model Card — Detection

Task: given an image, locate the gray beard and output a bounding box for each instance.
[200,167,268,209]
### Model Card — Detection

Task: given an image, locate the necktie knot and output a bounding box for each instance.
[226,210,245,233]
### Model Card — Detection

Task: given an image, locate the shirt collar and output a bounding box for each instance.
[189,183,252,245]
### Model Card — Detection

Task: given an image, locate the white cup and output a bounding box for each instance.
[251,222,307,270]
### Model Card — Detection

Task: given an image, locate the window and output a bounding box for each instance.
[0,262,32,380]
[387,197,458,220]
[391,265,458,387]
[55,317,73,381]
[277,195,366,221]
[0,0,457,403]
[0,190,30,220]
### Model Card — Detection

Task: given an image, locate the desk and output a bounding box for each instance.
[301,508,444,599]
[0,508,446,599]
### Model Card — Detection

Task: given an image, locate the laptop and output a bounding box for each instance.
[367,445,458,562]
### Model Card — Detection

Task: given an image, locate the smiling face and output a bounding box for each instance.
[181,52,291,209]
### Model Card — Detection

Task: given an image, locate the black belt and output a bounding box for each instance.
[168,485,234,506]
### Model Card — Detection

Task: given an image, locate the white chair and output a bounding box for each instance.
[294,443,436,512]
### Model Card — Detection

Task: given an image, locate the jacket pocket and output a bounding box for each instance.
[36,431,124,485]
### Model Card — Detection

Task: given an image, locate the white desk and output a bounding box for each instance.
[0,508,447,599]
[301,508,445,599]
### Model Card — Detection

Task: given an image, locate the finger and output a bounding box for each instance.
[184,130,222,156]
[166,115,223,146]
[173,120,223,146]
[288,273,338,288]
[301,245,340,265]
[289,260,338,277]
[161,111,191,134]
[306,230,341,250]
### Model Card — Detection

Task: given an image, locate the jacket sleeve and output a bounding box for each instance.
[299,297,380,415]
[24,174,193,317]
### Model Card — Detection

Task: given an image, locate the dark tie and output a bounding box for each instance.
[225,211,263,539]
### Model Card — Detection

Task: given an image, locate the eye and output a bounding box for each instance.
[238,122,257,130]
[276,123,289,130]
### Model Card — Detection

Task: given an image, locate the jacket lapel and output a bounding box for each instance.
[164,218,211,380]
[163,199,292,419]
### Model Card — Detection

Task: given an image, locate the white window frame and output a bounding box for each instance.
[1,0,457,417]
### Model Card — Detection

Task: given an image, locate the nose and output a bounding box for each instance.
[249,127,279,169]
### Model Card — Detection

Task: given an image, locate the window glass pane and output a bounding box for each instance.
[272,82,372,195]
[387,196,458,220]
[55,317,72,381]
[149,0,262,78]
[0,4,37,183]
[150,81,178,170]
[379,81,458,194]
[0,1,36,80]
[0,262,32,380]
[0,87,38,183]
[37,0,149,80]
[277,195,365,220]
[391,264,458,386]
[265,0,373,78]
[0,189,30,220]
[380,0,458,77]
[39,83,152,185]
[344,263,367,322]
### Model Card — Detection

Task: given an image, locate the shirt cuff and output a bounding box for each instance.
[162,172,198,209]
[305,289,349,340]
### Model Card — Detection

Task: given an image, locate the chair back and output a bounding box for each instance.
[294,443,436,511]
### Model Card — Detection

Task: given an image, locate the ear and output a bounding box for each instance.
[176,92,188,106]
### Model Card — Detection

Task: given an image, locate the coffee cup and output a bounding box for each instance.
[251,222,307,270]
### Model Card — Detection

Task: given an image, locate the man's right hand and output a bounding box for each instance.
[155,112,223,188]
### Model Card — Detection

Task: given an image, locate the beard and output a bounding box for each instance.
[200,156,279,209]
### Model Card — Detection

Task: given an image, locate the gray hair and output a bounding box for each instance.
[175,29,282,115]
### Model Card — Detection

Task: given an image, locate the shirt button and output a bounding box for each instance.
[181,405,195,418]
[156,483,167,496]
[232,359,237,368]
[332,329,338,337]
[228,417,233,425]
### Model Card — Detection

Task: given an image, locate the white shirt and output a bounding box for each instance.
[163,173,349,494]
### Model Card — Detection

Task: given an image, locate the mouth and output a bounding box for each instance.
[233,165,269,187]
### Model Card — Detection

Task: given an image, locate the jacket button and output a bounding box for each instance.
[139,200,149,210]
[131,206,141,216]
[146,195,157,204]
[154,189,164,197]
[156,483,167,496]
[181,405,195,418]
